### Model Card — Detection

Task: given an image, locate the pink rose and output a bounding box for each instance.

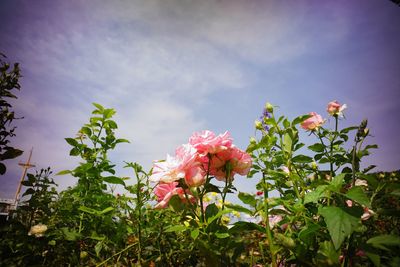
[300,112,324,131]
[206,146,252,181]
[176,144,206,187]
[189,130,233,155]
[153,182,185,209]
[327,100,347,116]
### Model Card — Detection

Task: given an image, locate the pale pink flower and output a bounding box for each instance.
[150,155,185,183]
[327,100,347,116]
[361,207,375,221]
[28,224,48,237]
[153,182,185,209]
[189,130,233,155]
[355,179,368,187]
[346,200,353,207]
[300,112,324,131]
[268,215,283,228]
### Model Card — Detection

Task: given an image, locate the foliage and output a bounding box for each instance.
[0,53,23,174]
[0,101,399,267]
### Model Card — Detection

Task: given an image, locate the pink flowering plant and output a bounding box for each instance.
[1,100,399,267]
[147,130,253,264]
[245,101,400,266]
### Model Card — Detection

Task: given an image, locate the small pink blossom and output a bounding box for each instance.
[361,207,375,221]
[301,112,324,131]
[153,182,185,209]
[355,249,366,257]
[346,200,353,207]
[189,130,233,155]
[327,100,347,116]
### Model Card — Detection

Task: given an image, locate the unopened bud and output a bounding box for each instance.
[265,102,274,113]
[249,137,257,145]
[364,128,369,137]
[255,120,263,130]
[311,161,317,170]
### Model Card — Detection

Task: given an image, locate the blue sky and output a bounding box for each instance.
[0,0,399,199]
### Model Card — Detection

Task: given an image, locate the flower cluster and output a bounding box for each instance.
[300,100,346,131]
[150,130,252,208]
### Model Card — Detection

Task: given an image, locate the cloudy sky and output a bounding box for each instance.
[0,0,399,199]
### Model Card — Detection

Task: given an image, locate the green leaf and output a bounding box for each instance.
[319,206,360,250]
[304,185,328,204]
[105,120,117,129]
[215,232,230,239]
[103,176,125,186]
[299,223,320,245]
[100,207,114,215]
[103,109,116,119]
[21,180,33,186]
[283,133,292,154]
[69,147,80,156]
[95,241,103,257]
[328,173,346,192]
[56,170,71,175]
[61,227,81,241]
[115,138,130,144]
[65,138,79,147]
[22,188,35,197]
[80,126,92,136]
[367,235,400,250]
[164,225,187,233]
[308,143,325,153]
[0,148,23,160]
[0,163,6,175]
[238,192,257,207]
[225,204,253,215]
[205,203,219,221]
[345,186,371,208]
[229,221,265,234]
[92,102,104,111]
[292,155,313,163]
[365,252,380,267]
[191,228,199,239]
[292,114,312,126]
[203,183,221,194]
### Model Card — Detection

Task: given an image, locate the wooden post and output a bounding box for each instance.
[13,148,35,207]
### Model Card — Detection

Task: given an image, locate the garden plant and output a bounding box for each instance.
[0,97,399,266]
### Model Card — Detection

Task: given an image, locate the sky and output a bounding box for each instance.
[0,0,399,200]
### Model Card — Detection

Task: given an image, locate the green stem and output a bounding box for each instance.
[199,154,212,224]
[134,168,143,265]
[262,174,277,267]
[329,116,339,178]
[96,242,137,267]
